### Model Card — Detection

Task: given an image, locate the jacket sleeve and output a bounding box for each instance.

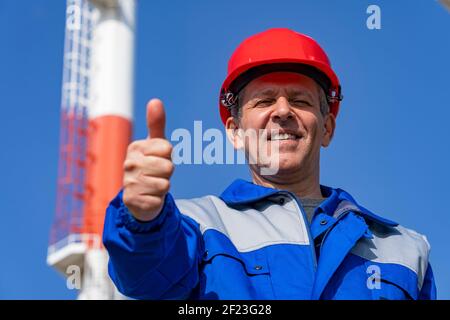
[103,190,205,299]
[418,263,437,300]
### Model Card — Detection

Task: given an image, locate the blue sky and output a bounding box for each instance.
[0,0,449,299]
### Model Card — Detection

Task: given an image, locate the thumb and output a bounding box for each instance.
[146,98,166,139]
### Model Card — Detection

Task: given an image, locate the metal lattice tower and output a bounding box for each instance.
[48,0,135,299]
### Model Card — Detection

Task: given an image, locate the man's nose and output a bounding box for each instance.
[271,97,294,122]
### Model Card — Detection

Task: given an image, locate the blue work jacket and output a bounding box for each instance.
[103,179,436,300]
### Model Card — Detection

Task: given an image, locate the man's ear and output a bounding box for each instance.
[225,116,244,149]
[321,112,336,147]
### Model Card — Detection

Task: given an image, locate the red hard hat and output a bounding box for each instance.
[219,28,342,124]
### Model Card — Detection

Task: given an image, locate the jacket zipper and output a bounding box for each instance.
[281,191,318,271]
[318,210,352,256]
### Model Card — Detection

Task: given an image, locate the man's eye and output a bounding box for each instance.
[291,100,312,106]
[255,99,274,107]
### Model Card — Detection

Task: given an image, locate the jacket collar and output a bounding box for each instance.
[220,179,398,227]
[220,179,280,205]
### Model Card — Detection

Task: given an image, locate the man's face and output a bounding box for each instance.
[226,71,335,177]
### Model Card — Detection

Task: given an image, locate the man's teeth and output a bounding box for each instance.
[270,133,298,141]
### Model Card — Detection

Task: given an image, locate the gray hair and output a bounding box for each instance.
[317,85,330,117]
[230,83,330,121]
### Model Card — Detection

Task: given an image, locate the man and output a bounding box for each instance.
[103,28,436,299]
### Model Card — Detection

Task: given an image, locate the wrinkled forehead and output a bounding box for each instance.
[243,72,319,100]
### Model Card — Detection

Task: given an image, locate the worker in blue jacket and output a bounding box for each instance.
[103,28,436,300]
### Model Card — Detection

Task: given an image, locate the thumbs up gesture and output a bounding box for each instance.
[122,99,174,221]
